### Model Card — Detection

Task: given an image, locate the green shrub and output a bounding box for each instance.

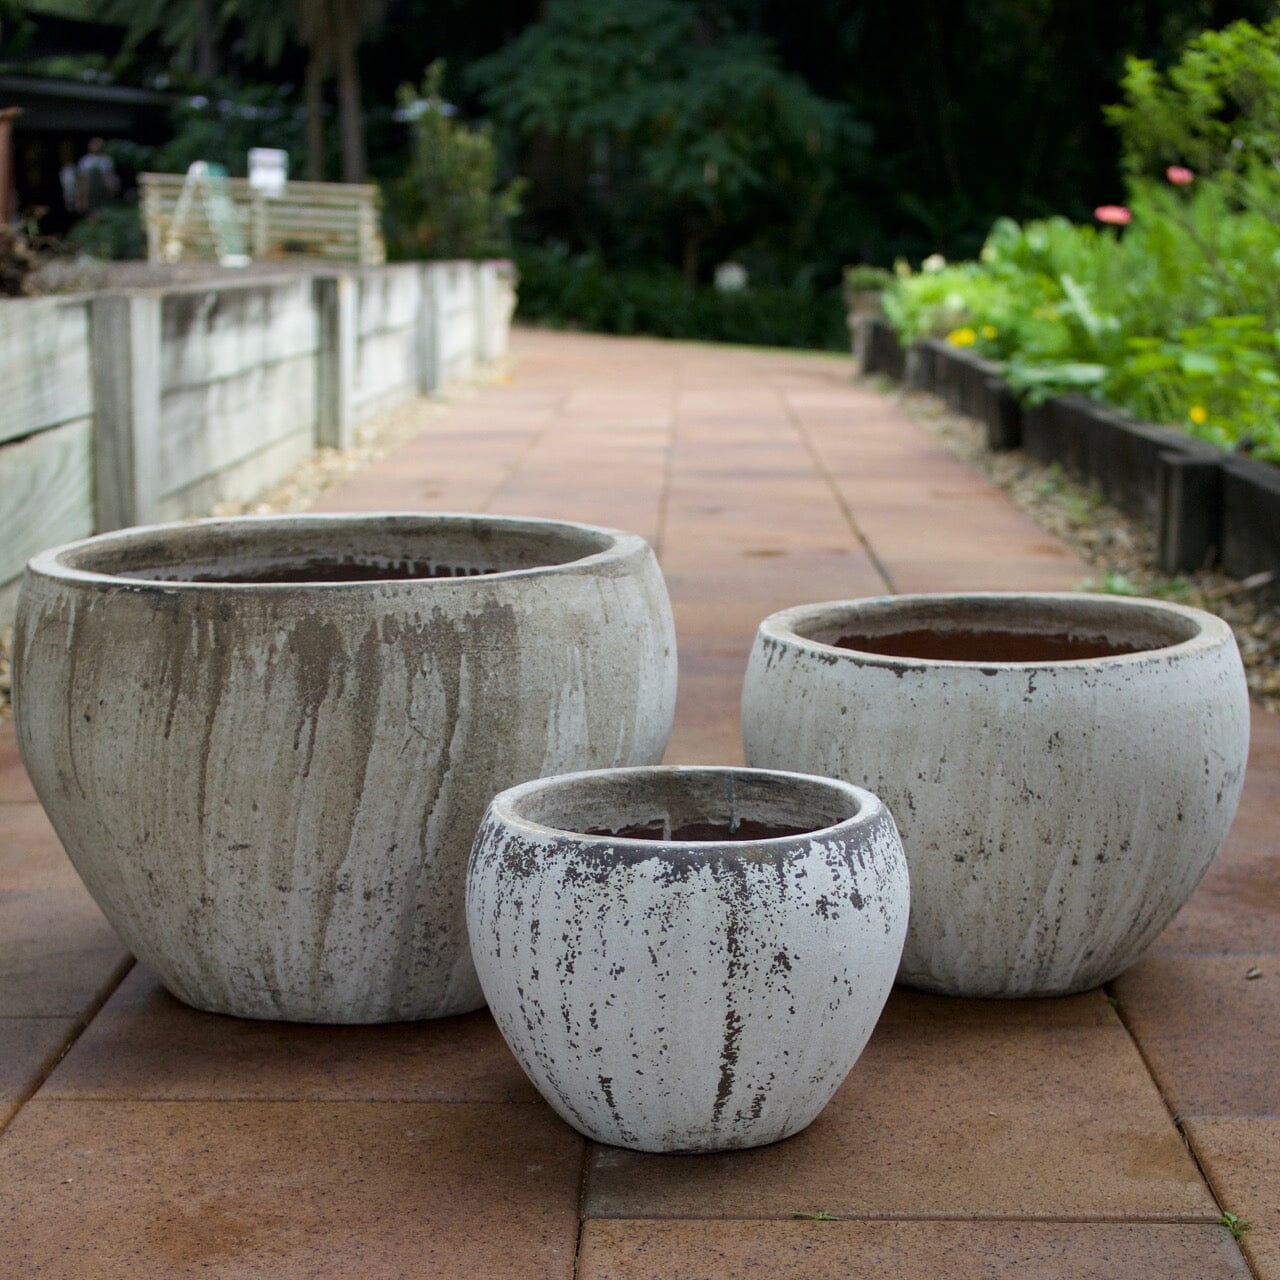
[65,203,146,261]
[516,247,847,350]
[387,62,524,260]
[1106,18,1280,190]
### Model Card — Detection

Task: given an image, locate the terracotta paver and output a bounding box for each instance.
[3,328,1274,1276]
[1158,704,1280,955]
[0,1018,76,1130]
[0,726,36,804]
[0,887,129,1018]
[577,1220,1253,1280]
[1185,1118,1280,1280]
[0,802,78,891]
[0,1100,583,1280]
[1114,955,1279,1118]
[584,990,1216,1221]
[42,964,537,1103]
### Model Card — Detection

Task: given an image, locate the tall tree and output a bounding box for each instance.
[472,0,862,282]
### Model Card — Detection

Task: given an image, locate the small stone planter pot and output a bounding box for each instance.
[743,593,1250,997]
[466,765,909,1153]
[14,513,677,1023]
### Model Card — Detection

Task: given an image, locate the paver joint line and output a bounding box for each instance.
[780,385,898,593]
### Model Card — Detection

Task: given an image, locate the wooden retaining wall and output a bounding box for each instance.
[0,296,96,621]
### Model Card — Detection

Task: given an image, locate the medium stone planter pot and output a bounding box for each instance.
[466,766,908,1153]
[14,513,677,1023]
[743,593,1249,997]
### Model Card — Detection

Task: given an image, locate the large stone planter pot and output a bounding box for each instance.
[13,513,677,1023]
[742,593,1249,997]
[467,765,909,1153]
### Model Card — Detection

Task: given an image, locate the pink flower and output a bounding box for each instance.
[1094,205,1132,226]
[1166,165,1195,186]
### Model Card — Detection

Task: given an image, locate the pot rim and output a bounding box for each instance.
[25,511,644,592]
[486,765,885,856]
[757,591,1232,672]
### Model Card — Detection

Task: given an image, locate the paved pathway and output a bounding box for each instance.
[1,328,1276,1278]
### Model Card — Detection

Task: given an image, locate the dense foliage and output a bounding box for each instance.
[883,19,1280,461]
[516,247,847,351]
[1107,17,1280,189]
[470,0,862,286]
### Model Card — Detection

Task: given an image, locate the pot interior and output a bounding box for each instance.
[57,517,615,585]
[797,596,1201,664]
[509,770,864,845]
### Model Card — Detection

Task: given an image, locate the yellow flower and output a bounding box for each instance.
[981,324,998,340]
[1189,404,1208,425]
[948,327,977,347]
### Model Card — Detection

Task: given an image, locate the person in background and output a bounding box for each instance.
[75,137,118,214]
[59,142,77,215]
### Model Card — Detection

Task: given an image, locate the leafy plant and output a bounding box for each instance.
[1108,317,1280,461]
[387,62,523,260]
[1220,1211,1248,1241]
[1107,19,1280,190]
[883,38,1280,463]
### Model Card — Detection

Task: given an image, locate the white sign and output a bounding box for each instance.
[248,148,288,198]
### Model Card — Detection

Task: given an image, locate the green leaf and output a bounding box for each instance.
[1177,350,1221,375]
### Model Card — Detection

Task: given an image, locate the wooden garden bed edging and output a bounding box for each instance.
[854,315,1279,588]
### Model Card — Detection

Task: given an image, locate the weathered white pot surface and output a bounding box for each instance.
[14,513,677,1022]
[742,593,1250,997]
[467,766,908,1153]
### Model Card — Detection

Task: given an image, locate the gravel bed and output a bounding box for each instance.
[892,383,1280,714]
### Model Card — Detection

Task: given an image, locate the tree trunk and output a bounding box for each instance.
[195,0,217,80]
[305,56,325,181]
[334,35,367,183]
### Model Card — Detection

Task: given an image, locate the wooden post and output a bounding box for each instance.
[0,108,22,226]
[90,294,162,531]
[1157,452,1223,573]
[984,376,1022,451]
[314,274,355,448]
[415,263,440,394]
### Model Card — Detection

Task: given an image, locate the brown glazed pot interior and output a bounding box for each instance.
[799,595,1202,665]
